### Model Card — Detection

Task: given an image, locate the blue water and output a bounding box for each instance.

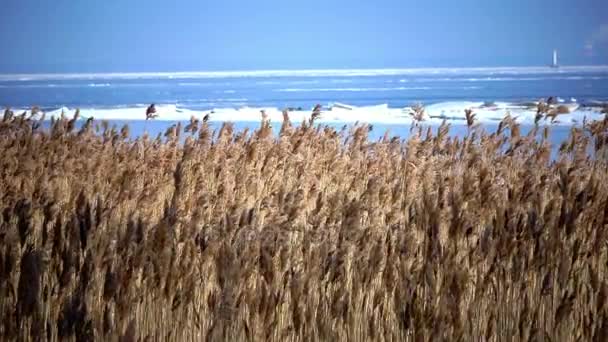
[1,67,607,110]
[5,67,607,157]
[101,120,571,142]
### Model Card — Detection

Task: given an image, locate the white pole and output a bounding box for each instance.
[553,50,558,67]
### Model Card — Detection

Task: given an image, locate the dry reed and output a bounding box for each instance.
[0,105,607,341]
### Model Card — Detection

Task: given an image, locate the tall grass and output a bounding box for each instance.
[1,107,607,341]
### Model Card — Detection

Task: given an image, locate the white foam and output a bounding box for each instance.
[4,83,63,88]
[408,75,608,82]
[255,81,280,85]
[330,79,354,84]
[275,87,431,92]
[1,66,607,81]
[178,82,210,86]
[286,80,321,85]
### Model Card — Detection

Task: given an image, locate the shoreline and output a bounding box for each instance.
[9,100,607,126]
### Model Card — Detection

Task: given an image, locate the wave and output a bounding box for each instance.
[402,76,608,82]
[177,82,211,86]
[329,79,354,84]
[276,87,432,92]
[288,80,322,85]
[275,86,486,92]
[255,81,281,85]
[177,98,248,103]
[88,83,111,87]
[0,83,108,88]
[1,65,607,81]
[466,77,541,81]
[0,82,173,88]
[0,83,63,88]
[220,98,247,102]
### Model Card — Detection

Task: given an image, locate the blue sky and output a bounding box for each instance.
[1,0,607,72]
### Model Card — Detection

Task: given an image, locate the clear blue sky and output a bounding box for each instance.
[1,0,607,72]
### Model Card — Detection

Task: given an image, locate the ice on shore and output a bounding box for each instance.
[10,101,606,126]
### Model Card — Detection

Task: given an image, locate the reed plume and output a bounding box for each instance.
[0,108,607,341]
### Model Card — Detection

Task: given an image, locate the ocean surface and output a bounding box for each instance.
[2,67,608,150]
[1,66,608,111]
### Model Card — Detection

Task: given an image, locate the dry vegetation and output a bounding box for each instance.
[1,106,608,341]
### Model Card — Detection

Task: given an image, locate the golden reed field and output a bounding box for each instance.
[1,104,608,341]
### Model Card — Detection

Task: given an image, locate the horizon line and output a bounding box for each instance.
[1,65,608,80]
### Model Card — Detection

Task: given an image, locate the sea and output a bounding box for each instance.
[1,66,607,147]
